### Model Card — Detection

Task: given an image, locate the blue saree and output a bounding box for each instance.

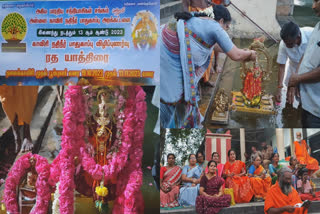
[179,165,203,206]
[160,16,234,128]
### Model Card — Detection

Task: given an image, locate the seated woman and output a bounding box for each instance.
[288,156,299,189]
[248,153,271,201]
[196,151,208,172]
[160,153,182,208]
[297,168,320,201]
[196,160,231,214]
[268,153,283,184]
[223,149,253,203]
[160,5,256,128]
[205,152,224,177]
[179,154,203,206]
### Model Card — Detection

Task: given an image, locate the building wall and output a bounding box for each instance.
[277,0,294,16]
[228,0,282,39]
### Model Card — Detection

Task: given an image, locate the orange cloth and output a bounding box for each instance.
[211,0,223,4]
[264,182,307,214]
[188,6,205,12]
[249,165,271,199]
[294,140,319,172]
[0,86,38,125]
[224,160,253,203]
[202,50,215,82]
[188,6,215,83]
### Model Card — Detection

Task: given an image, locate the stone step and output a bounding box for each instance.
[311,178,320,183]
[160,1,182,19]
[160,201,320,214]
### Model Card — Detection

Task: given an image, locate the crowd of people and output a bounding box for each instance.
[160,135,320,213]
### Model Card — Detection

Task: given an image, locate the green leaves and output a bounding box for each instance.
[1,12,27,37]
[161,128,206,166]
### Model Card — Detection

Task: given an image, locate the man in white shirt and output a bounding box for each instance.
[288,0,320,128]
[275,22,313,104]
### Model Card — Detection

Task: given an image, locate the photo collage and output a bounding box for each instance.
[0,0,320,214]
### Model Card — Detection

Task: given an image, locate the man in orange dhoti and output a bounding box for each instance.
[264,167,310,214]
[294,132,319,172]
[0,86,38,153]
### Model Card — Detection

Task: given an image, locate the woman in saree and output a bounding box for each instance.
[160,5,257,128]
[196,160,231,214]
[196,151,208,172]
[223,149,253,203]
[206,152,224,177]
[179,154,203,206]
[288,156,299,189]
[268,153,283,185]
[248,153,271,201]
[160,153,182,208]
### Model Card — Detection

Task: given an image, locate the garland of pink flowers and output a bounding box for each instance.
[3,85,146,214]
[113,87,146,214]
[58,85,86,214]
[3,153,51,214]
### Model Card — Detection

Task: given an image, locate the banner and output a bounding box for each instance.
[0,0,159,85]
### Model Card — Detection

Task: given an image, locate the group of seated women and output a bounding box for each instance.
[160,148,320,213]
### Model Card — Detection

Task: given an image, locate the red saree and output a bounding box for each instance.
[224,160,253,203]
[300,192,320,201]
[160,166,182,208]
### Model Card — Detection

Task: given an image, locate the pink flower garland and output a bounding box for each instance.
[3,86,146,214]
[58,86,86,214]
[3,153,51,214]
[113,87,146,214]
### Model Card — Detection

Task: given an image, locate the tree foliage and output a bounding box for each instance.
[2,13,27,40]
[161,128,206,166]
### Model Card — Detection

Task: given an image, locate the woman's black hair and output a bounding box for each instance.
[167,153,175,159]
[298,167,308,177]
[270,152,279,161]
[211,152,219,159]
[188,153,196,160]
[213,5,231,23]
[207,160,217,168]
[289,156,296,165]
[174,11,207,21]
[174,5,231,23]
[228,149,236,157]
[196,151,205,159]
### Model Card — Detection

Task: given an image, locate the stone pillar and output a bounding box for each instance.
[205,130,232,164]
[240,128,246,162]
[290,128,294,157]
[276,128,285,160]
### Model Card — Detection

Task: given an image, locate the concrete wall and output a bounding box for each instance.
[277,0,294,16]
[228,0,281,39]
[307,129,320,138]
